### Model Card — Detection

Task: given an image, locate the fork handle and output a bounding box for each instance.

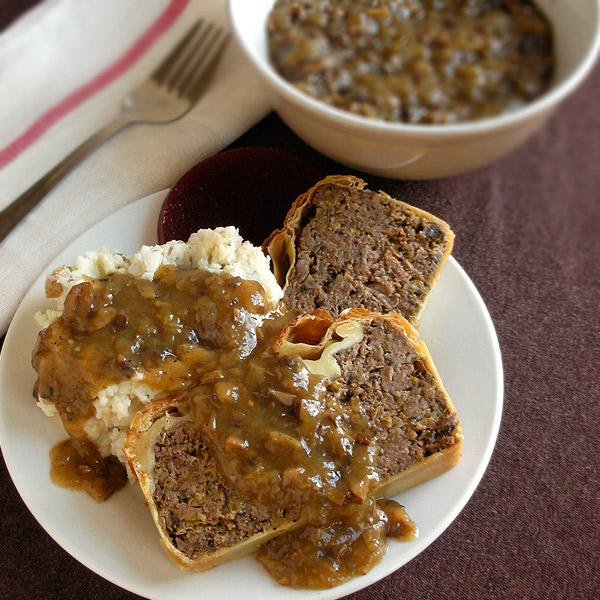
[0,115,131,245]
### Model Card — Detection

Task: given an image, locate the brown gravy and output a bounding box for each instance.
[35,267,276,497]
[148,307,417,588]
[268,0,554,124]
[34,264,416,589]
[257,497,415,588]
[50,439,127,502]
[33,266,272,437]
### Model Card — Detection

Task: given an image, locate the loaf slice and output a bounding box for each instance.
[124,309,462,571]
[123,397,288,570]
[264,175,454,325]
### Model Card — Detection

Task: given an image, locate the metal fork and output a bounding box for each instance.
[0,19,229,245]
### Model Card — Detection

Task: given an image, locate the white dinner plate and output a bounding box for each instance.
[0,190,503,600]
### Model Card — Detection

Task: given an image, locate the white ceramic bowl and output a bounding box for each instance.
[228,0,600,179]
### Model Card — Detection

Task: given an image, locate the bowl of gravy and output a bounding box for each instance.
[229,0,600,179]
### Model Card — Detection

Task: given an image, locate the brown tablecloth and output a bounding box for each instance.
[1,5,599,600]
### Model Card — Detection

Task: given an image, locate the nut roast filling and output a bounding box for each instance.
[279,180,452,323]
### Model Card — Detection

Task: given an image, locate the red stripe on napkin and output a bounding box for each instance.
[0,0,189,170]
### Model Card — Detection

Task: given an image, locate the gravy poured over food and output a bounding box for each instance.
[176,317,417,588]
[32,264,415,589]
[33,267,274,490]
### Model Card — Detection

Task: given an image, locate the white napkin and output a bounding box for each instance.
[0,0,272,335]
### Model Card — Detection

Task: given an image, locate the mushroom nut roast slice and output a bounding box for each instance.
[264,175,454,325]
[124,308,462,576]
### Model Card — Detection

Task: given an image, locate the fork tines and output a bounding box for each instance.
[152,19,230,101]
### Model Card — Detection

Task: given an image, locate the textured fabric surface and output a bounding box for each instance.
[1,5,599,600]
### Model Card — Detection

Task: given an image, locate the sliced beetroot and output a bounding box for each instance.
[157,147,322,246]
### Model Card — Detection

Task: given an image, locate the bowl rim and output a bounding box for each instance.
[228,0,600,138]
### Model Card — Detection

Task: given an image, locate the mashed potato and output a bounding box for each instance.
[35,227,283,467]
